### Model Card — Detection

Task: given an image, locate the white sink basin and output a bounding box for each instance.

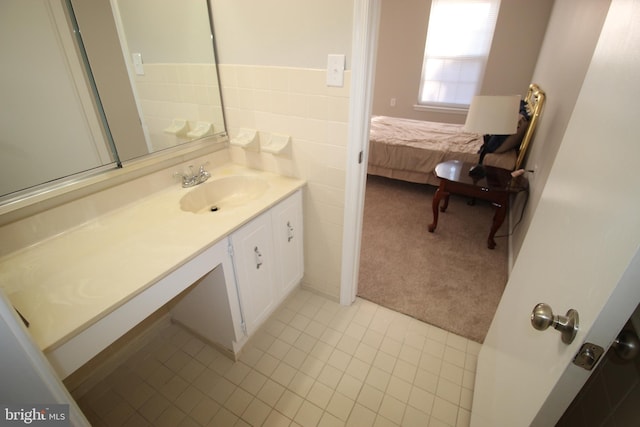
[179,175,269,213]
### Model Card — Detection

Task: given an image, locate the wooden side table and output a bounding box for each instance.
[428,160,528,249]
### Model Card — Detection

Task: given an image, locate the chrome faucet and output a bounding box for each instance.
[174,163,211,188]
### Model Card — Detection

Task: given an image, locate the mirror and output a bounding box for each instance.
[109,0,226,154]
[0,0,226,202]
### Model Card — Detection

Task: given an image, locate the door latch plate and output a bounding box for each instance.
[573,342,604,370]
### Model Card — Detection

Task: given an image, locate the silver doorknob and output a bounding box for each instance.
[531,303,579,344]
[612,329,640,361]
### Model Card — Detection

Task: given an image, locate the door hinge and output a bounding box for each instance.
[358,150,364,164]
[227,240,235,258]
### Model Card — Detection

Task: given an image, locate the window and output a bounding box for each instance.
[418,0,501,109]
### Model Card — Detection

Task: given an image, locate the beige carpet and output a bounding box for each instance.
[357,175,509,343]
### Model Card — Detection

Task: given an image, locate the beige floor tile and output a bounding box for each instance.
[267,338,293,360]
[436,378,462,405]
[457,408,471,427]
[275,390,304,419]
[289,371,315,397]
[402,406,430,427]
[372,351,397,374]
[241,398,271,426]
[262,410,292,427]
[75,290,478,427]
[206,407,238,427]
[225,387,253,417]
[326,392,354,421]
[239,369,268,396]
[365,366,391,392]
[307,381,334,409]
[386,376,412,403]
[189,396,220,426]
[439,362,464,386]
[443,346,466,369]
[294,400,323,427]
[446,333,468,353]
[224,362,252,385]
[174,385,204,415]
[378,394,406,425]
[431,396,459,426]
[336,374,364,401]
[414,368,439,394]
[257,379,286,407]
[345,357,370,383]
[206,377,236,405]
[328,348,352,371]
[283,346,308,369]
[317,364,343,389]
[318,411,346,427]
[346,403,376,427]
[154,406,187,427]
[408,386,435,414]
[356,384,384,412]
[353,342,377,365]
[255,353,280,377]
[271,362,297,387]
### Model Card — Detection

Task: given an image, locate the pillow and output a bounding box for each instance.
[494,114,530,153]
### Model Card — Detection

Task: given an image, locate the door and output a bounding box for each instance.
[271,190,304,295]
[0,289,90,426]
[231,211,277,335]
[471,1,640,425]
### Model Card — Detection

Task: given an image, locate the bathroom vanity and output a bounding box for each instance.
[0,161,305,379]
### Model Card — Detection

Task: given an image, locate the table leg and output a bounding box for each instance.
[428,186,448,232]
[488,201,507,249]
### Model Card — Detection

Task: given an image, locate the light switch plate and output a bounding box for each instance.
[326,54,345,87]
[132,53,144,75]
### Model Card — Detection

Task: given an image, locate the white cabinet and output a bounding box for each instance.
[171,190,303,355]
[231,189,303,336]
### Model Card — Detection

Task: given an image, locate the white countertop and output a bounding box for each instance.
[0,164,305,353]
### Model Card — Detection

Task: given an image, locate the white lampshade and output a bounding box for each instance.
[464,95,521,135]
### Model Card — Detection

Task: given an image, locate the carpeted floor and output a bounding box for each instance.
[357,174,509,343]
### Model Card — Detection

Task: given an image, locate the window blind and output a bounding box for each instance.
[418,0,501,108]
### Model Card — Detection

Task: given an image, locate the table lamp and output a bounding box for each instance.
[464,95,521,178]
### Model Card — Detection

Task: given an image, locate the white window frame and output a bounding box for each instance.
[417,0,501,110]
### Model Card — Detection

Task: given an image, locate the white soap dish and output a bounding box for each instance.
[163,119,189,136]
[187,122,214,139]
[262,133,291,155]
[230,128,260,152]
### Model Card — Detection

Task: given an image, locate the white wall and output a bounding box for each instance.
[211,1,355,299]
[511,0,612,261]
[211,0,353,69]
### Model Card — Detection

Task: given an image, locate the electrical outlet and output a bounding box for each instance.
[390,98,396,107]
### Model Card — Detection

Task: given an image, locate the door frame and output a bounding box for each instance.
[340,0,380,305]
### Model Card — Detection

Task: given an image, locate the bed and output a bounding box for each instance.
[367,83,546,186]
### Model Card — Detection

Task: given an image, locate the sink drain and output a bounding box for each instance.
[210,206,219,212]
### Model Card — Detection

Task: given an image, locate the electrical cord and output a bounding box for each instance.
[494,188,530,239]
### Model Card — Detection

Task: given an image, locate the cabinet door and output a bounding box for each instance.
[231,212,276,335]
[271,190,304,295]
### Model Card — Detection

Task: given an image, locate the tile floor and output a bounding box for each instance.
[75,289,479,427]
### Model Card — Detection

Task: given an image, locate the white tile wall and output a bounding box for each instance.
[218,65,352,300]
[134,64,225,151]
